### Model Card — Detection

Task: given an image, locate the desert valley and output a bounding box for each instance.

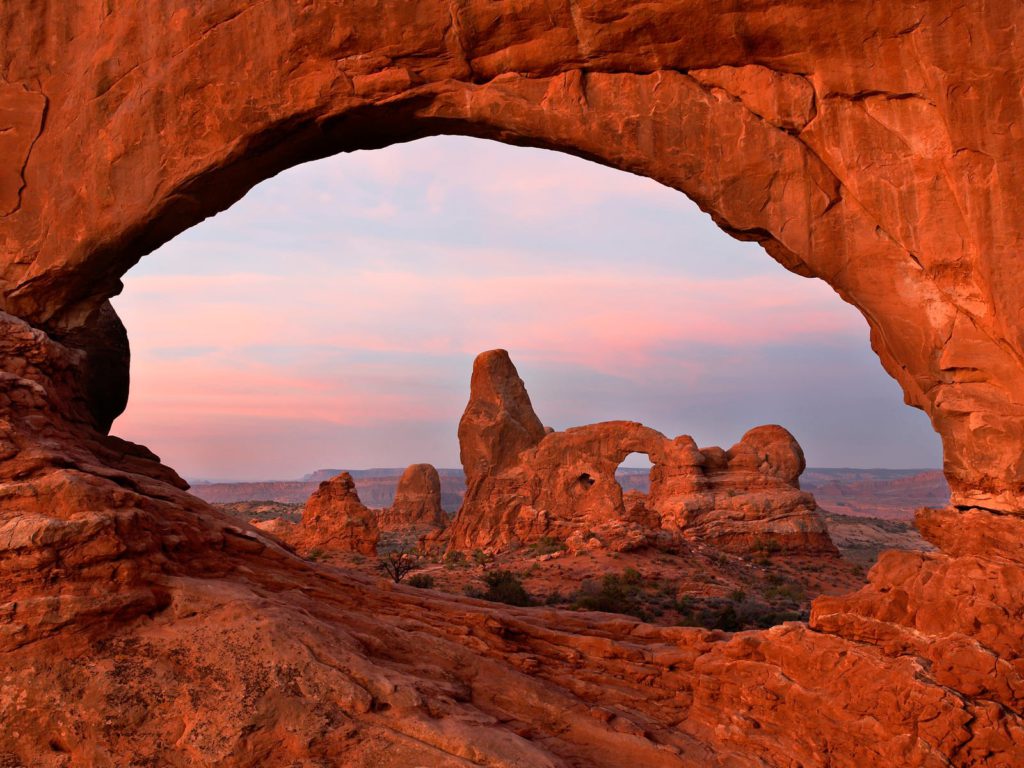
[199,350,936,632]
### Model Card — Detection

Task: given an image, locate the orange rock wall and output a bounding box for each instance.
[2,1,1023,511]
[0,3,1023,766]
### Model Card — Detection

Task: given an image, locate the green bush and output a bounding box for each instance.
[529,536,567,556]
[472,549,493,567]
[407,573,435,589]
[480,570,532,606]
[443,550,467,568]
[573,570,650,620]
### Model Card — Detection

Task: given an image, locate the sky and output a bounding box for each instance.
[110,136,941,481]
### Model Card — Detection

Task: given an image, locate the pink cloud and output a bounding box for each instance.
[108,136,920,479]
[119,263,865,376]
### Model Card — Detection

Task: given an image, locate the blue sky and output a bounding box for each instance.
[110,136,941,480]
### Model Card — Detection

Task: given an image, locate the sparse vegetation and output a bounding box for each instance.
[407,573,435,589]
[573,568,656,620]
[762,573,806,605]
[529,536,567,556]
[472,549,493,567]
[467,570,532,606]
[378,549,420,583]
[753,537,783,555]
[307,548,326,562]
[675,594,807,631]
[444,550,467,568]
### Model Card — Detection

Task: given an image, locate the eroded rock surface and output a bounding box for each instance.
[297,473,379,556]
[0,3,1023,766]
[377,463,448,535]
[447,352,836,556]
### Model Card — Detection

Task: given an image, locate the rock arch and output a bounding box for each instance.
[1,3,1023,765]
[2,3,1023,512]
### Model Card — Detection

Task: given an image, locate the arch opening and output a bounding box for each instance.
[108,136,941,629]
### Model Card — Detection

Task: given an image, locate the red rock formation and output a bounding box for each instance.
[377,463,448,534]
[0,3,1023,766]
[458,350,547,488]
[447,353,836,556]
[661,426,834,554]
[298,473,379,556]
[248,477,382,556]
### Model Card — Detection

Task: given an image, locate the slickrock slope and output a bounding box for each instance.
[297,473,379,556]
[1,3,1024,766]
[447,351,836,556]
[377,463,449,535]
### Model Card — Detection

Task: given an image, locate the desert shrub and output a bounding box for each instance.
[480,570,532,606]
[529,536,566,556]
[709,603,741,632]
[472,549,493,567]
[675,593,809,632]
[706,551,729,566]
[657,582,677,597]
[378,549,419,583]
[753,537,783,555]
[763,578,806,605]
[307,548,326,562]
[573,569,650,620]
[407,573,435,589]
[443,550,467,568]
[765,585,805,604]
[621,567,643,584]
[675,595,695,613]
[729,589,747,603]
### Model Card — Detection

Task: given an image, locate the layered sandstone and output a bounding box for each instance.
[377,463,448,534]
[0,3,1023,766]
[446,351,836,556]
[298,473,379,556]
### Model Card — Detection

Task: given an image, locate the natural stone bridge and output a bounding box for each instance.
[0,2,1021,765]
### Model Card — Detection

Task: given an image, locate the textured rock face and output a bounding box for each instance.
[447,353,835,555]
[0,3,1023,766]
[378,463,448,534]
[299,473,379,556]
[458,350,547,489]
[2,2,1023,512]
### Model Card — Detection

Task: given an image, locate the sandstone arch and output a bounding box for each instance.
[1,2,1023,765]
[3,2,1021,512]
